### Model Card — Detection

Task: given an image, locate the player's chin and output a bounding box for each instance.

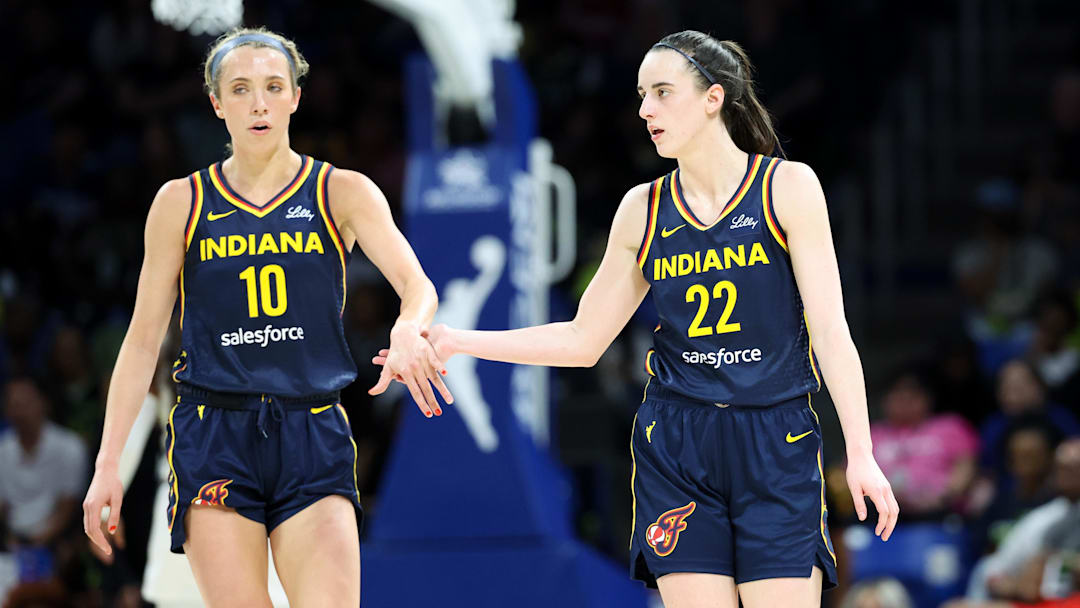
[653,143,678,159]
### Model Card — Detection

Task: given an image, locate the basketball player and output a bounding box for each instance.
[82,27,452,607]
[375,31,898,607]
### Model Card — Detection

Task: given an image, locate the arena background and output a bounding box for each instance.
[1,0,1078,606]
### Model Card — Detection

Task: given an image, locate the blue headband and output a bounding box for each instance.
[651,43,717,86]
[210,34,297,84]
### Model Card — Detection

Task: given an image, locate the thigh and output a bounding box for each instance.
[183,505,273,608]
[727,400,837,587]
[737,566,821,608]
[630,404,734,586]
[268,495,360,608]
[656,572,738,608]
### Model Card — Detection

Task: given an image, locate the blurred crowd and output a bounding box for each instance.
[1,0,1078,607]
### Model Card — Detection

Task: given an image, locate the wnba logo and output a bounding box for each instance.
[645,501,696,557]
[192,479,233,507]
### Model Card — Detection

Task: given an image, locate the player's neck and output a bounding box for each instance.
[676,129,749,210]
[224,142,299,191]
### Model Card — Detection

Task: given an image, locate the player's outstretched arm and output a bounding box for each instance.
[774,161,900,541]
[328,169,452,416]
[375,183,653,370]
[83,178,189,556]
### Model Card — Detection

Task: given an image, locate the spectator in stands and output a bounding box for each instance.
[840,577,915,608]
[871,366,980,517]
[1027,290,1080,403]
[969,415,1060,556]
[980,359,1080,477]
[0,377,87,551]
[946,439,1080,607]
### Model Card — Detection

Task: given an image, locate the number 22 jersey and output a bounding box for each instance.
[637,153,821,406]
[173,155,357,397]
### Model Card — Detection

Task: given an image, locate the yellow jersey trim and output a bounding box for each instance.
[336,404,361,504]
[629,412,639,550]
[671,154,763,230]
[637,176,664,269]
[761,157,787,252]
[315,163,347,316]
[208,155,314,218]
[166,403,180,532]
[804,312,822,390]
[645,349,656,377]
[179,174,204,331]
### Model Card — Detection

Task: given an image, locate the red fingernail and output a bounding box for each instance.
[425,411,432,418]
[109,526,117,532]
[441,370,447,375]
[435,409,442,416]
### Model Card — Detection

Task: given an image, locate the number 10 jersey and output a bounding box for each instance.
[637,153,820,406]
[173,155,357,398]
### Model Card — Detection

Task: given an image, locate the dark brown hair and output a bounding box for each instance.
[652,31,783,157]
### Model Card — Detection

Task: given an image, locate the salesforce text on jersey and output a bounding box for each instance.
[220,325,306,348]
[683,347,764,369]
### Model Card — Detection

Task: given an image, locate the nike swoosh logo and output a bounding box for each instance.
[786,430,813,443]
[207,210,237,221]
[660,224,687,238]
[310,405,335,414]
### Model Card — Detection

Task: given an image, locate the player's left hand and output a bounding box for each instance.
[846,452,899,541]
[368,322,453,417]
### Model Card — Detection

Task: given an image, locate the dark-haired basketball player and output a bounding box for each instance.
[376,30,898,608]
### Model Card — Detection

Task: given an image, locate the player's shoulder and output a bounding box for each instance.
[772,159,820,190]
[326,166,382,203]
[616,181,655,214]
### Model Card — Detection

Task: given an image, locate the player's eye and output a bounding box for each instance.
[233,86,247,94]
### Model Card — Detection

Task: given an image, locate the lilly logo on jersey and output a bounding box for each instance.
[645,501,696,557]
[192,479,233,507]
[729,213,758,230]
[682,347,764,369]
[285,205,315,222]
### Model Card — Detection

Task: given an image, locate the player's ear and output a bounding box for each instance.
[209,93,224,120]
[290,86,301,114]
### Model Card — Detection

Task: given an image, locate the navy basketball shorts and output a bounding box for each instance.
[629,383,837,589]
[165,384,363,553]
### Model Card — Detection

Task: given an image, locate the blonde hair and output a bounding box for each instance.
[202,26,309,98]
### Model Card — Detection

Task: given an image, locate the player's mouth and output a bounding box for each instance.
[249,122,272,135]
[649,126,664,141]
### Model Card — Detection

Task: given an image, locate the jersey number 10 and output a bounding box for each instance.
[239,264,288,318]
[685,280,741,337]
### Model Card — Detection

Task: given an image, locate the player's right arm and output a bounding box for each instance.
[83,178,190,556]
[399,183,652,369]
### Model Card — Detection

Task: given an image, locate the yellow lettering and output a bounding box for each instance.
[248,234,256,254]
[694,251,701,274]
[703,249,723,272]
[200,238,206,262]
[677,254,694,277]
[257,233,280,256]
[661,257,677,280]
[724,245,746,268]
[227,235,246,257]
[206,237,226,260]
[748,242,770,266]
[305,232,324,255]
[281,232,303,253]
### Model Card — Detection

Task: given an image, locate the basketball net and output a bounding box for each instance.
[151,0,243,35]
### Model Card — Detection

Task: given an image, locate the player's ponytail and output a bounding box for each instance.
[651,32,783,158]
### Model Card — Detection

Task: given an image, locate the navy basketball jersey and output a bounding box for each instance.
[173,155,357,397]
[637,153,820,405]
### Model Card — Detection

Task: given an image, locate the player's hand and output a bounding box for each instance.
[82,464,124,557]
[846,452,899,541]
[372,324,458,386]
[88,515,126,565]
[368,321,453,416]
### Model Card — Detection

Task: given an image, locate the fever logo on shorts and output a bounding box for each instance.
[191,479,233,507]
[645,501,696,557]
